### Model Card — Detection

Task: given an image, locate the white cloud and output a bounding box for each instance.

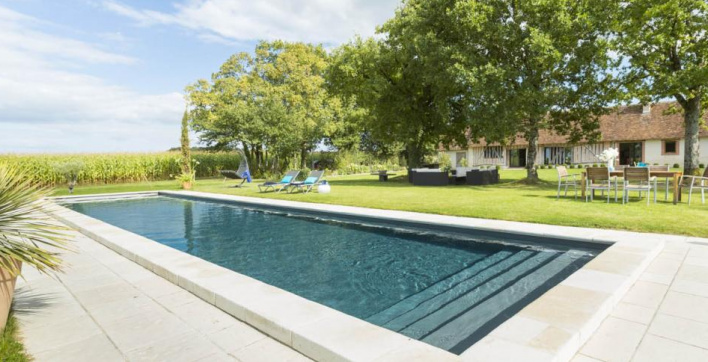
[0,6,184,153]
[103,0,401,45]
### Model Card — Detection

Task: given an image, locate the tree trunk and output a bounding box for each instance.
[683,97,702,175]
[300,146,308,169]
[242,142,251,169]
[526,126,539,181]
[406,144,425,169]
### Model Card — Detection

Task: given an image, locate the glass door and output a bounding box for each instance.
[508,149,527,168]
[619,142,643,165]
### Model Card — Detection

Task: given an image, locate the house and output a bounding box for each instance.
[442,102,708,168]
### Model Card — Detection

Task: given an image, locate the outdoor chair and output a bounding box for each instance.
[623,167,657,205]
[555,166,578,200]
[649,165,670,201]
[681,167,708,205]
[219,156,251,188]
[289,170,325,193]
[586,167,614,203]
[258,170,300,193]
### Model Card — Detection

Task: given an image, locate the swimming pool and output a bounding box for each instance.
[66,195,602,354]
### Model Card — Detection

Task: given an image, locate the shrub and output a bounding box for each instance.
[51,160,84,194]
[700,163,705,169]
[672,163,680,169]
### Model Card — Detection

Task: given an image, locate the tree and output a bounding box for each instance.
[418,0,616,181]
[186,41,345,174]
[180,110,192,176]
[615,0,708,175]
[328,32,468,168]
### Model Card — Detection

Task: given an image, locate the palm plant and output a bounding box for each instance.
[0,164,69,277]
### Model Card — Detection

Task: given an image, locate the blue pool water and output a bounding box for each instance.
[67,196,599,353]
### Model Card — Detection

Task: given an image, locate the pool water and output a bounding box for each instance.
[67,196,598,354]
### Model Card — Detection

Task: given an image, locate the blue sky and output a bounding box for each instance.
[0,0,400,153]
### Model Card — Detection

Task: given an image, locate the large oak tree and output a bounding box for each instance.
[423,0,618,180]
[615,0,708,175]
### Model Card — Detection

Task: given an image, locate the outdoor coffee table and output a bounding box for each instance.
[580,170,683,204]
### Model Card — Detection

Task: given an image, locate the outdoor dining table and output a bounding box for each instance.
[580,170,683,204]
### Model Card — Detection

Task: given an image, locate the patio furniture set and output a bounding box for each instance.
[556,165,707,205]
[408,167,500,186]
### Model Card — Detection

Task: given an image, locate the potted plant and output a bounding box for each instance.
[52,160,84,194]
[175,171,195,190]
[0,164,70,329]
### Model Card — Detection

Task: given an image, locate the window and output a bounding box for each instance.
[544,147,573,165]
[663,140,678,155]
[483,146,503,159]
[455,152,468,167]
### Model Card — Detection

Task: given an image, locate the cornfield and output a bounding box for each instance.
[0,152,241,186]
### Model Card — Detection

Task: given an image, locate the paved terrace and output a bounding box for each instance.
[573,239,708,362]
[14,230,310,362]
[14,220,708,361]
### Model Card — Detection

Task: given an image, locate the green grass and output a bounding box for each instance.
[52,168,708,237]
[0,313,30,362]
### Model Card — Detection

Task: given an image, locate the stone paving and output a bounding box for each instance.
[14,209,708,361]
[574,240,708,362]
[14,230,311,362]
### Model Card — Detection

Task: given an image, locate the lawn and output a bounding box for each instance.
[52,168,708,237]
[0,314,30,362]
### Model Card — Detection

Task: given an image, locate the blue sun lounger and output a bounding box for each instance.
[258,170,300,193]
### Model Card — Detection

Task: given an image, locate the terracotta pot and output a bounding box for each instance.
[181,181,192,190]
[0,261,21,331]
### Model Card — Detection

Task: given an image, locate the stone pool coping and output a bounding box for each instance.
[45,190,673,362]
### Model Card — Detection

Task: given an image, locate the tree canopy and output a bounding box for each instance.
[186,40,347,175]
[328,30,468,168]
[614,0,708,175]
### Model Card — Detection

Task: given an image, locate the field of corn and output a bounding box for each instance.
[0,152,241,186]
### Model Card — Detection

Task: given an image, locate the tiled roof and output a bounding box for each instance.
[446,102,708,150]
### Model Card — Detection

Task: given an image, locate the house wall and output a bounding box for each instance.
[470,147,505,166]
[446,137,708,168]
[644,139,683,166]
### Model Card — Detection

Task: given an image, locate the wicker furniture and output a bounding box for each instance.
[409,169,450,186]
[466,169,499,185]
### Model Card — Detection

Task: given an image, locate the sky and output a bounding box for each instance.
[0,0,400,153]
